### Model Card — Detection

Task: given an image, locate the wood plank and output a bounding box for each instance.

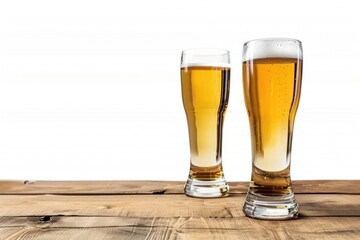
[292,180,360,194]
[0,194,359,218]
[0,180,359,195]
[0,216,359,240]
[0,180,186,195]
[0,180,359,239]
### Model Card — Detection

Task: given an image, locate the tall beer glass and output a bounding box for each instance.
[242,39,303,219]
[181,49,230,198]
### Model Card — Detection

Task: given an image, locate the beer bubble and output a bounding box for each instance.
[243,38,302,61]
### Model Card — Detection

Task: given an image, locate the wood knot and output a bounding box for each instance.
[23,180,35,185]
[39,216,52,222]
[98,205,112,210]
[152,189,167,194]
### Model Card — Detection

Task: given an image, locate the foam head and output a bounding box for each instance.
[243,38,302,61]
[181,48,230,68]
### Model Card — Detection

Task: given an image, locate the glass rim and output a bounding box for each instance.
[181,48,230,56]
[243,38,303,61]
[244,38,302,46]
[181,48,230,68]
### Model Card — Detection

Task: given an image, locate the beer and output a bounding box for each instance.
[181,48,230,198]
[181,66,230,181]
[243,57,302,194]
[242,39,302,219]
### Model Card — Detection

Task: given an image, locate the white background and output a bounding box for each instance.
[0,0,359,181]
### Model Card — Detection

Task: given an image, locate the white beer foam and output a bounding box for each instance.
[243,38,302,61]
[181,48,230,68]
[181,62,231,68]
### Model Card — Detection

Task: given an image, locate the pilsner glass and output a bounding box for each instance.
[242,39,303,219]
[181,49,230,198]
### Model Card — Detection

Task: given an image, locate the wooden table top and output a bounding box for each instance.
[0,180,359,239]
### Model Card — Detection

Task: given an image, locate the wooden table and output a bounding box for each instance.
[0,180,359,239]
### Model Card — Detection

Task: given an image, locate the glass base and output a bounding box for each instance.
[184,178,229,198]
[243,191,299,220]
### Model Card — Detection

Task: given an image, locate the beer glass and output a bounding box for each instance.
[242,39,303,219]
[181,49,230,198]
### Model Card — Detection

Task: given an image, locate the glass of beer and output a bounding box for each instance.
[181,49,230,198]
[242,38,303,219]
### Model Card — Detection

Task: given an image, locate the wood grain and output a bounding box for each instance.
[0,180,359,239]
[0,194,359,217]
[0,180,359,195]
[0,216,359,240]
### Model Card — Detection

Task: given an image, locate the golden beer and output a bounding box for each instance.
[181,66,230,181]
[242,38,303,219]
[243,58,302,193]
